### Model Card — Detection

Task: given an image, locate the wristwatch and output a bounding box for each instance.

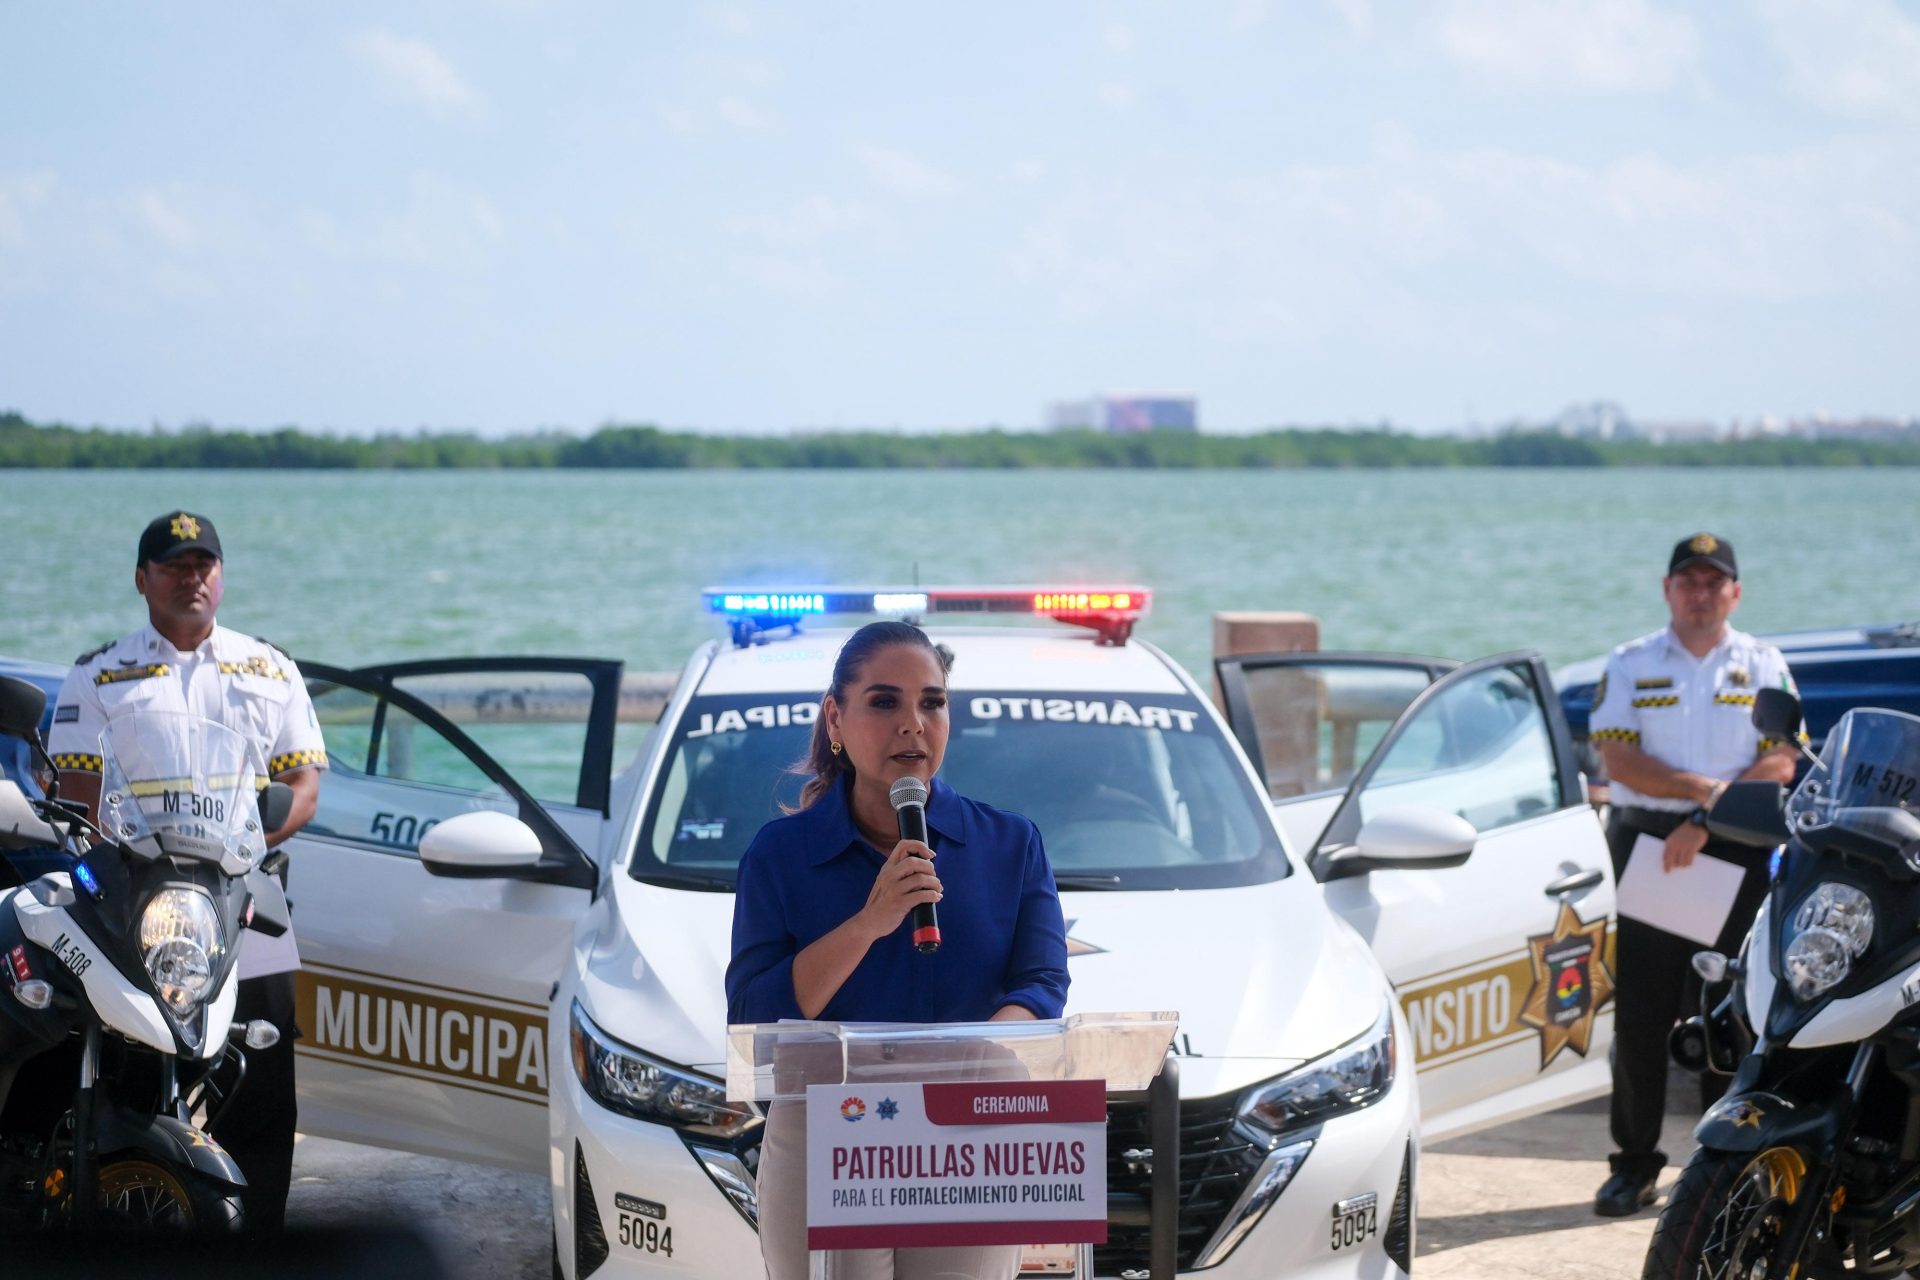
[1687,807,1710,829]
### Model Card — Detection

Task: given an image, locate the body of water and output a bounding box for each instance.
[2,468,1913,680]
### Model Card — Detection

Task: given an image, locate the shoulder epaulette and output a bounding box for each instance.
[252,635,291,660]
[74,640,114,664]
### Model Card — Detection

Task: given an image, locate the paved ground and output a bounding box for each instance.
[285,1084,1701,1278]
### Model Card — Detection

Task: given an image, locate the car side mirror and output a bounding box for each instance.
[0,676,48,741]
[1323,807,1477,880]
[257,781,294,835]
[418,810,546,878]
[1752,688,1803,744]
[1705,780,1790,848]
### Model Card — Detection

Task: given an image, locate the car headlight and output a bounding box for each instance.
[139,888,223,1015]
[1236,1000,1395,1146]
[570,1000,757,1139]
[1783,882,1875,1002]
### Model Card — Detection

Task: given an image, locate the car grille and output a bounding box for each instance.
[1095,1094,1265,1276]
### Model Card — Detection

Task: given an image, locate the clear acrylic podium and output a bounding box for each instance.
[727,1012,1182,1280]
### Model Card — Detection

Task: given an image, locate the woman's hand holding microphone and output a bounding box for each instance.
[860,840,942,939]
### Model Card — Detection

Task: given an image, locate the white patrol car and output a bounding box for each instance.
[274,587,1620,1279]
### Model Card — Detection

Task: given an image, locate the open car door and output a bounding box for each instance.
[1218,650,1617,1139]
[284,658,625,1172]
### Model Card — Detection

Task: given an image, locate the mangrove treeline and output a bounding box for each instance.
[4,412,1916,470]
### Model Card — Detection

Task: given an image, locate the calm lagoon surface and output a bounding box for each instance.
[3,468,1914,679]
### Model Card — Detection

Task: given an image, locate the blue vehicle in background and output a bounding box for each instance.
[1556,620,1920,787]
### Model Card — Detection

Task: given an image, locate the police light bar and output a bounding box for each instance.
[702,585,1151,646]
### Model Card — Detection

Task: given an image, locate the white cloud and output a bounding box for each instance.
[1328,0,1373,38]
[853,144,960,198]
[134,189,195,251]
[1759,0,1920,124]
[352,29,482,120]
[0,172,55,247]
[1435,0,1698,93]
[717,96,770,132]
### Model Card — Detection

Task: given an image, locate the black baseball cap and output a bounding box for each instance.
[137,511,223,566]
[1668,531,1737,579]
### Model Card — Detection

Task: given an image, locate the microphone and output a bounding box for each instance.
[888,776,941,954]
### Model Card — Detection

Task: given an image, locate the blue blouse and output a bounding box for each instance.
[725,775,1070,1025]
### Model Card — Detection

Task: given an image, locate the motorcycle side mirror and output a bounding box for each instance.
[1752,687,1804,744]
[257,781,294,835]
[244,867,291,937]
[0,676,48,741]
[1706,780,1790,847]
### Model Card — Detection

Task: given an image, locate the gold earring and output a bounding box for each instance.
[829,740,843,756]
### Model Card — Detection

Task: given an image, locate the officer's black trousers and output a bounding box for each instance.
[207,970,299,1231]
[1606,810,1770,1178]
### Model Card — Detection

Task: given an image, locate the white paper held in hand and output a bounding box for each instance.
[1615,832,1747,947]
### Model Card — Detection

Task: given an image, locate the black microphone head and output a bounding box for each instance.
[888,775,929,812]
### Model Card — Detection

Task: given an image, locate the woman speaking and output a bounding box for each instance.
[727,621,1071,1280]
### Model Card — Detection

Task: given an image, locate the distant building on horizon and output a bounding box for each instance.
[1047,394,1199,433]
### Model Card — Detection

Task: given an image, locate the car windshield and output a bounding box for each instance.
[632,688,1288,890]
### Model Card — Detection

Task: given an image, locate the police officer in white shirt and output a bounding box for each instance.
[47,510,327,1231]
[1587,532,1800,1217]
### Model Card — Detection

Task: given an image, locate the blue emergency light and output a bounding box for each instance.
[702,585,1150,647]
[72,859,102,899]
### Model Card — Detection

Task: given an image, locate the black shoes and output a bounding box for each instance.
[1594,1169,1659,1217]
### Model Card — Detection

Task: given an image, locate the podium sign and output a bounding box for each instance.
[805,1078,1108,1250]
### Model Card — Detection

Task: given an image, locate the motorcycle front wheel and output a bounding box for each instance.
[1642,1145,1824,1280]
[91,1158,244,1233]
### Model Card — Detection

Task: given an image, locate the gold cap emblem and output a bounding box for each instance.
[170,513,201,540]
[1690,532,1718,555]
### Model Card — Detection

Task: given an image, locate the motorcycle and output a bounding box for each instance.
[1643,688,1920,1279]
[0,673,292,1231]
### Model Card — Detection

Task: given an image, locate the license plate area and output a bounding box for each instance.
[1330,1191,1379,1252]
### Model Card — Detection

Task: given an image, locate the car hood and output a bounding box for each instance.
[586,872,1388,1100]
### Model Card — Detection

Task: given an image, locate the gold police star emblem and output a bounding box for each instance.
[1729,1100,1764,1128]
[1518,901,1615,1069]
[170,513,201,540]
[1728,667,1750,687]
[1690,532,1718,555]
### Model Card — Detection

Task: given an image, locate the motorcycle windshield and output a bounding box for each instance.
[1788,707,1920,837]
[97,714,266,866]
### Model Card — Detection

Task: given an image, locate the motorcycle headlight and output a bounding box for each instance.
[1236,1001,1395,1147]
[1792,883,1874,957]
[138,888,222,1015]
[1783,882,1875,1003]
[569,1000,757,1140]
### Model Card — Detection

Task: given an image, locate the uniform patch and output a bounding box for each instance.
[217,656,288,681]
[50,752,104,774]
[269,748,328,776]
[1690,532,1719,555]
[1518,901,1616,1068]
[1715,692,1756,707]
[1727,667,1750,687]
[169,513,202,540]
[95,663,170,686]
[1631,695,1680,708]
[53,705,79,724]
[1633,677,1673,690]
[1591,728,1641,746]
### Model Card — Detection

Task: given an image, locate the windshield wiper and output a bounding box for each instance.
[635,869,734,891]
[1053,874,1123,890]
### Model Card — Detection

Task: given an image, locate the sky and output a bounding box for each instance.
[2,1,1917,435]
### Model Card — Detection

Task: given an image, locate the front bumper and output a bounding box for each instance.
[553,1051,1416,1280]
